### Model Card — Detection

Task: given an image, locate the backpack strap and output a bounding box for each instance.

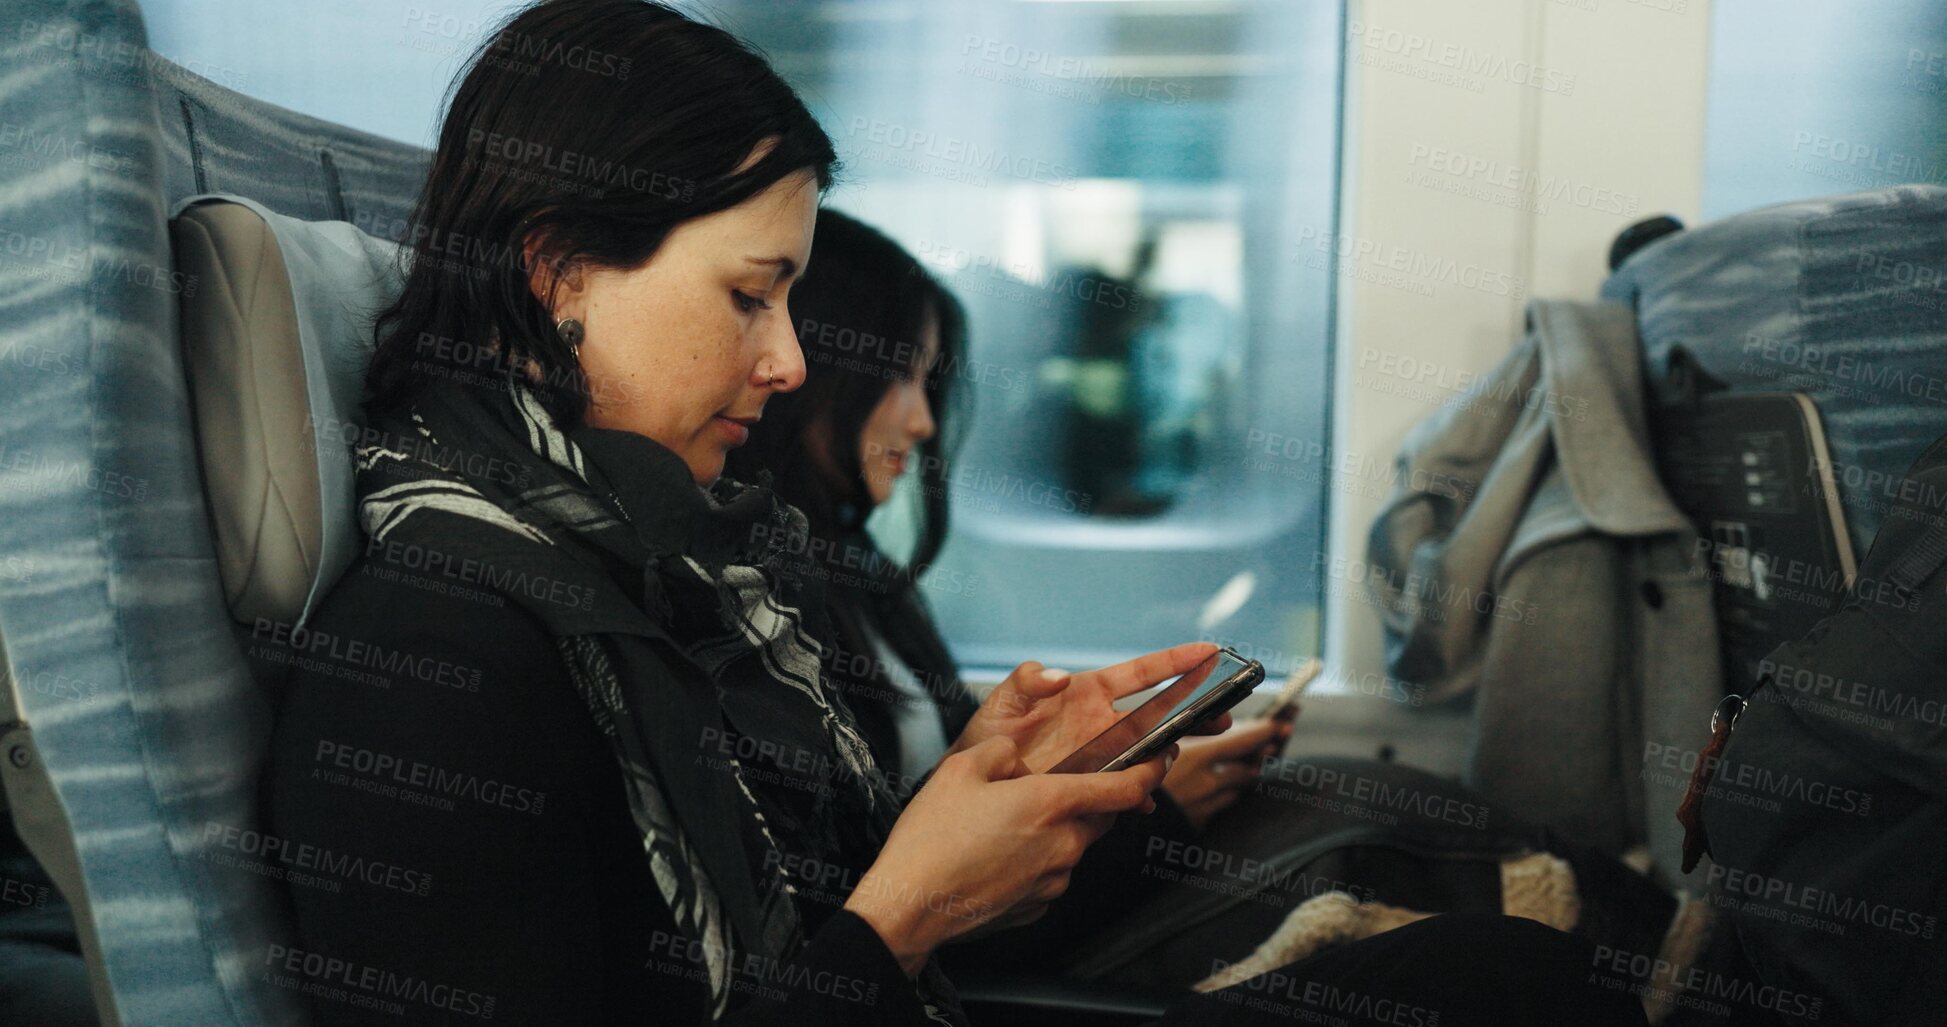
[1884,515,1947,594]
[1875,432,1947,593]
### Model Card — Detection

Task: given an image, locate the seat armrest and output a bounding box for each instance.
[952,971,1171,1026]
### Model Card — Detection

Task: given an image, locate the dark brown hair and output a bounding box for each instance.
[726,209,965,576]
[365,0,838,428]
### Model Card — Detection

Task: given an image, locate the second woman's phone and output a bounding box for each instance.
[1047,648,1266,774]
[1266,657,1324,723]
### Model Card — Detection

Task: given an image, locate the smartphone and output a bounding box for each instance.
[1265,657,1324,724]
[1047,648,1265,774]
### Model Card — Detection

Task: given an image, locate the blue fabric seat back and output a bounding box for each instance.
[0,2,426,1024]
[1602,185,1947,559]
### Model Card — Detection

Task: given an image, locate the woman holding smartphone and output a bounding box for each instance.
[266,2,1644,1024]
[724,211,1284,828]
[725,210,1297,970]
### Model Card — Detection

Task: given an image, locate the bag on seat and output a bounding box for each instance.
[1061,758,1682,1000]
[1696,433,1947,1027]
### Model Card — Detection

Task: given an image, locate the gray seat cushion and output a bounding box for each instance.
[171,196,405,628]
[172,203,319,624]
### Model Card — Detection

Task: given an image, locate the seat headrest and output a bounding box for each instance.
[170,196,405,628]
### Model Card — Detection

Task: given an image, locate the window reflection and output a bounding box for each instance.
[688,0,1339,670]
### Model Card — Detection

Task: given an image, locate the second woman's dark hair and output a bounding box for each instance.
[365,0,838,427]
[726,209,966,576]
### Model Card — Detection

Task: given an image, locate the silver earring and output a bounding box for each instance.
[556,317,584,357]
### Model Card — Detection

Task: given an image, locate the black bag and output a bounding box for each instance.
[1061,758,1678,993]
[1699,434,1947,1027]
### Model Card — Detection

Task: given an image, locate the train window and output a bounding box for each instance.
[142,0,1343,678]
[143,0,516,147]
[1703,0,1947,217]
[699,0,1343,675]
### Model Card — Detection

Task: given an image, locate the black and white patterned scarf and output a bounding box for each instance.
[354,376,957,1021]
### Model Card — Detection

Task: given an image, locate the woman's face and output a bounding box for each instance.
[552,169,819,485]
[857,313,941,506]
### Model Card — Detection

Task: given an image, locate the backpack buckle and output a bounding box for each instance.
[1709,693,1745,736]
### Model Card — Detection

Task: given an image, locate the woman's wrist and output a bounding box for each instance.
[843,869,942,978]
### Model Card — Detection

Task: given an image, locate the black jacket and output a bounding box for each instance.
[264,547,939,1026]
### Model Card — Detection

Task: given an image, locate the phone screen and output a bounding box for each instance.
[1048,651,1256,774]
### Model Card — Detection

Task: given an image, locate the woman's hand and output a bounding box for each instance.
[948,642,1228,774]
[844,736,1170,977]
[1162,718,1291,832]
